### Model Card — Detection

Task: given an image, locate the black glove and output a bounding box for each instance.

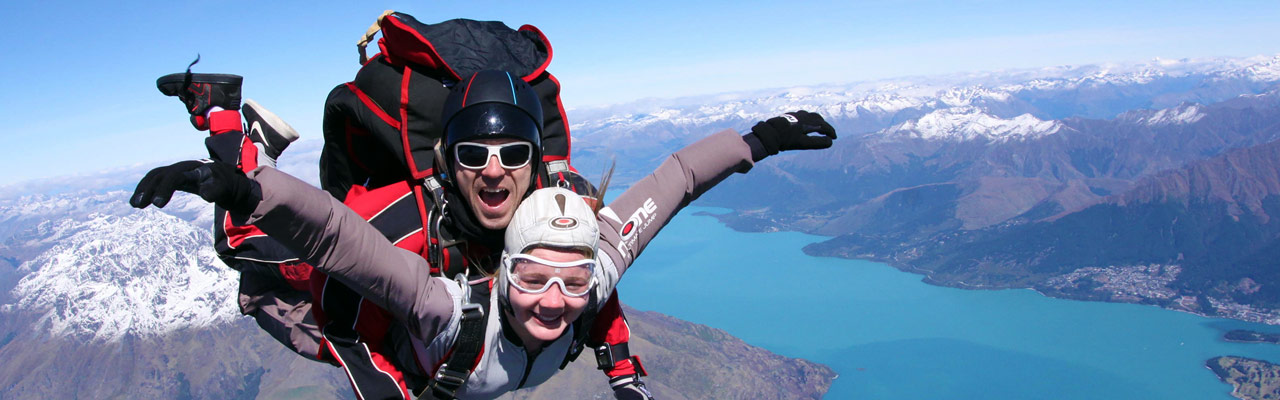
[744,110,838,161]
[610,374,655,400]
[130,159,261,214]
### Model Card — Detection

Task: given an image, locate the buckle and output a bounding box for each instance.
[424,176,444,192]
[459,303,483,321]
[545,160,570,174]
[430,365,469,398]
[594,344,614,370]
[433,366,468,388]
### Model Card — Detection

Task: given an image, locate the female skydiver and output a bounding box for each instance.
[130,70,837,399]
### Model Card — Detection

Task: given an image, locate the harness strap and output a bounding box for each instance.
[559,293,599,369]
[358,10,396,64]
[419,287,486,399]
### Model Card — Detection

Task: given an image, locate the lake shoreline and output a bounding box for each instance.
[1206,356,1280,400]
[662,208,1273,399]
[1224,330,1280,345]
[697,210,1280,327]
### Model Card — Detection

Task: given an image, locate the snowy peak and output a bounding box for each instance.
[1243,55,1280,82]
[1086,67,1167,86]
[846,92,921,114]
[886,106,1061,142]
[1120,104,1207,126]
[993,56,1280,93]
[3,193,236,343]
[0,191,133,237]
[1216,55,1280,82]
[1147,105,1205,126]
[569,54,1280,146]
[936,86,1012,107]
[570,88,906,135]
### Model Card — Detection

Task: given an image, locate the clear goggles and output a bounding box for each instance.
[454,142,534,170]
[503,253,597,297]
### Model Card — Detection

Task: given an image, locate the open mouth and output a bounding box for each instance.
[533,313,561,326]
[479,187,510,208]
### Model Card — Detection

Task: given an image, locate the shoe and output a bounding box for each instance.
[157,70,243,130]
[242,99,299,161]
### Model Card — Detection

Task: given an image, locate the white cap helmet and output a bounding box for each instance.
[497,187,600,301]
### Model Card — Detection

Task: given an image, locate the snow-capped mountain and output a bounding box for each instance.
[0,184,240,342]
[5,198,236,342]
[566,54,1280,190]
[934,86,1015,108]
[569,54,1280,147]
[1118,103,1207,126]
[884,106,1062,142]
[1215,55,1280,82]
[0,189,329,400]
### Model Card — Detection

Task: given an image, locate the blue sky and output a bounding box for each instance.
[1,0,1278,187]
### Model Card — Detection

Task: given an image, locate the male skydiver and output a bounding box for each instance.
[152,68,656,399]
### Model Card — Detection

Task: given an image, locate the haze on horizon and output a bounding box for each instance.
[1,0,1277,187]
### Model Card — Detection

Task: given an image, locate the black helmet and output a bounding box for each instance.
[441,70,543,157]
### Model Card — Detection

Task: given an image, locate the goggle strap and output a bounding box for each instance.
[507,254,597,269]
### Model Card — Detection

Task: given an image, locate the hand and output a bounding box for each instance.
[130,160,260,214]
[746,110,838,161]
[612,380,654,400]
[610,373,655,400]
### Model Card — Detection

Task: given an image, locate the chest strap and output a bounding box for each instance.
[418,276,488,400]
[559,292,599,369]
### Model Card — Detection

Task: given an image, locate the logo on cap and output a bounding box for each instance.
[550,217,578,230]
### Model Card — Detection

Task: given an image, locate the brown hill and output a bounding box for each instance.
[0,305,834,399]
[1116,134,1280,223]
[1207,356,1280,400]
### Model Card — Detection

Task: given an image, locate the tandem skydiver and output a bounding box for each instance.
[149,65,661,398]
[133,69,837,399]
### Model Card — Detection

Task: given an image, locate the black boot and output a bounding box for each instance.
[157,59,242,130]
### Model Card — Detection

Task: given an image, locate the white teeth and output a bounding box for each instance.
[481,188,508,194]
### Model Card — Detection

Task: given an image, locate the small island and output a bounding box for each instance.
[1224,330,1280,345]
[1207,356,1280,400]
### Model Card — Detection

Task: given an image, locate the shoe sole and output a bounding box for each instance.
[243,99,300,146]
[156,73,243,96]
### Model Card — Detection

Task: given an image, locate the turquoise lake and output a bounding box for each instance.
[615,207,1280,399]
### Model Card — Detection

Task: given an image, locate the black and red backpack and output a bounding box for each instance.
[308,12,636,400]
[319,12,577,203]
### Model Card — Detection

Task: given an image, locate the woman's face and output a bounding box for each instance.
[507,246,592,348]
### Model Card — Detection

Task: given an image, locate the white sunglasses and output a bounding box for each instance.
[454,142,534,170]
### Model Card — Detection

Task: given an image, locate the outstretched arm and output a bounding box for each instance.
[594,111,837,292]
[130,163,458,341]
[597,130,752,275]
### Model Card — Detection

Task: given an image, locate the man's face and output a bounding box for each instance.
[452,138,534,230]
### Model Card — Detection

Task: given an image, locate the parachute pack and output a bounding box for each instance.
[309,12,639,399]
[320,11,576,202]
